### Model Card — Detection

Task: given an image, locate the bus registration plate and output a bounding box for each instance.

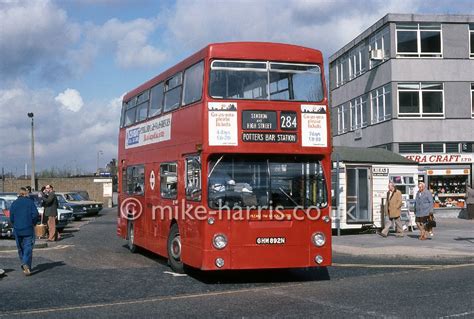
[256,237,286,245]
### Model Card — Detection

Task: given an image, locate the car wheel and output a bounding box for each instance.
[167,223,184,273]
[127,222,137,253]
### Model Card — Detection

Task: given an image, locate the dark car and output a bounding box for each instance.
[57,192,103,216]
[56,194,88,221]
[0,209,13,238]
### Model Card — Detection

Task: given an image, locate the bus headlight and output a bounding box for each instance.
[212,234,228,250]
[315,255,324,264]
[312,232,326,247]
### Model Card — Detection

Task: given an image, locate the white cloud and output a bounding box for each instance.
[82,17,167,69]
[161,0,423,59]
[0,84,121,173]
[55,88,84,112]
[0,0,80,83]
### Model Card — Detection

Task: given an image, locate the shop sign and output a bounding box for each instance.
[403,153,473,164]
[372,167,389,176]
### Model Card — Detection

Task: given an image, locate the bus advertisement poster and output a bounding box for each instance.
[208,102,238,146]
[301,104,327,147]
[125,114,172,149]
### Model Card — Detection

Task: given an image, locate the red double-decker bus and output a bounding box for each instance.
[117,42,332,272]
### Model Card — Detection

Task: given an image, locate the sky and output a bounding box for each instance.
[1,0,473,175]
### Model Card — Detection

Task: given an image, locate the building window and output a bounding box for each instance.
[336,56,350,87]
[423,143,444,153]
[337,103,350,134]
[398,83,443,118]
[399,143,422,153]
[462,143,473,153]
[371,144,392,151]
[349,95,369,130]
[446,143,460,153]
[471,83,474,117]
[470,24,474,58]
[348,45,368,80]
[396,23,442,57]
[370,84,392,124]
[369,27,389,69]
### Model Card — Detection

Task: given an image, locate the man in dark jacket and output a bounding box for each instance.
[10,187,39,276]
[43,185,59,241]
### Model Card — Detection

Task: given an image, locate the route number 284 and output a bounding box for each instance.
[280,112,297,130]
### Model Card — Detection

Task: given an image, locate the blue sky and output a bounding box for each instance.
[1,0,473,175]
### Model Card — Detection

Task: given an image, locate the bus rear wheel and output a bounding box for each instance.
[167,223,184,273]
[127,222,137,253]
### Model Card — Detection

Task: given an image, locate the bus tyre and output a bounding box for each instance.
[167,223,184,273]
[127,222,137,253]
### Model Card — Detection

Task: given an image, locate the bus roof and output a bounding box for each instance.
[123,42,323,102]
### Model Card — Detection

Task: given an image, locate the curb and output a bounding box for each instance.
[0,241,48,251]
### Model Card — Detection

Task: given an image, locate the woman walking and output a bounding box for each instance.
[414,182,434,240]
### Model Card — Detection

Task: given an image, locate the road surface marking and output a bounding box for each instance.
[0,283,305,317]
[332,263,474,270]
[0,245,73,254]
[440,310,474,318]
[163,271,188,277]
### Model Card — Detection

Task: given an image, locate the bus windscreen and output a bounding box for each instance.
[209,60,324,102]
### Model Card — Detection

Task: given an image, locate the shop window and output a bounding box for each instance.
[390,175,416,198]
[446,143,460,153]
[124,165,145,195]
[186,156,201,201]
[160,163,177,199]
[396,23,442,57]
[370,84,391,124]
[399,143,421,153]
[423,143,444,153]
[149,82,164,118]
[398,83,444,118]
[429,175,469,208]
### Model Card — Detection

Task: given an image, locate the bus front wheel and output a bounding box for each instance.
[167,223,184,273]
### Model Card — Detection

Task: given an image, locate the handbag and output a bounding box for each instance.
[425,216,436,228]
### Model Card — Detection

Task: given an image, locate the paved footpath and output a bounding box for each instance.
[333,218,474,260]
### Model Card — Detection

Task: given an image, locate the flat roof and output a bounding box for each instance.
[332,146,416,165]
[329,13,474,63]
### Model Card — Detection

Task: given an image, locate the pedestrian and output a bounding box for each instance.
[414,182,434,240]
[466,185,474,219]
[9,187,39,276]
[42,185,59,241]
[378,182,404,237]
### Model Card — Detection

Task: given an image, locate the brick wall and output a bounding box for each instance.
[1,177,114,207]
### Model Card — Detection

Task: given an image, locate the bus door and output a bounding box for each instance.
[159,162,179,231]
[184,155,202,247]
[145,164,161,248]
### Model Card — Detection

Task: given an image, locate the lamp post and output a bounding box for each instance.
[27,112,35,191]
[96,150,103,175]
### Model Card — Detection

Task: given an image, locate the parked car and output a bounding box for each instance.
[0,208,13,238]
[30,194,74,231]
[54,194,88,221]
[0,198,13,218]
[57,192,103,216]
[73,190,90,200]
